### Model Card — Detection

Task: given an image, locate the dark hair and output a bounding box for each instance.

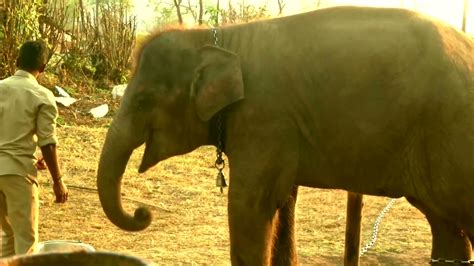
[16,40,50,72]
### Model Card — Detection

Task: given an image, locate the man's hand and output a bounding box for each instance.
[53,179,68,203]
[35,157,47,170]
[40,144,68,203]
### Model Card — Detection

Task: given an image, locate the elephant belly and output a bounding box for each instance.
[294,139,417,198]
[295,167,407,198]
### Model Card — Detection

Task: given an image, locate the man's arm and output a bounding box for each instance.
[40,144,68,203]
[36,89,68,203]
[40,144,61,181]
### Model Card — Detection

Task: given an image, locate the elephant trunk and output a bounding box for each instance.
[97,125,151,231]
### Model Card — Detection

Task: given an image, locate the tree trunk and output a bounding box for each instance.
[173,0,183,24]
[95,0,99,27]
[216,0,220,25]
[78,0,86,30]
[198,0,203,25]
[462,0,468,33]
[277,0,285,15]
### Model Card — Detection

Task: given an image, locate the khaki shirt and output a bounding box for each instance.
[0,70,58,178]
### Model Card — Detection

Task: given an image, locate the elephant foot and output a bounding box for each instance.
[429,218,471,264]
[406,197,472,264]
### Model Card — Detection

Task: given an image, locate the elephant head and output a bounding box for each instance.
[97,31,244,231]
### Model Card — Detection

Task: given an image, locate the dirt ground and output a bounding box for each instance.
[34,101,434,265]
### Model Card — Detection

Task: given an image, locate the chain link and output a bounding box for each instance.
[212,28,219,47]
[360,198,397,256]
[211,27,227,193]
[359,198,473,264]
[214,113,227,193]
[430,259,474,264]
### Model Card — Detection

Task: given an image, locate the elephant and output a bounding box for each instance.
[97,6,474,265]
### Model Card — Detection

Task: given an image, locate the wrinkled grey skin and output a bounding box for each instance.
[97,6,474,265]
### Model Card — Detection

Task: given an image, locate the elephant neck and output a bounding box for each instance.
[209,110,227,152]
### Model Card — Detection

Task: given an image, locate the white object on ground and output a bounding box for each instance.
[112,84,127,100]
[37,240,95,253]
[55,97,78,107]
[55,85,71,98]
[89,104,109,118]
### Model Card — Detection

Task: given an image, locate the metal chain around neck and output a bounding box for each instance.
[211,27,227,193]
[360,198,397,256]
[214,113,227,193]
[211,28,219,47]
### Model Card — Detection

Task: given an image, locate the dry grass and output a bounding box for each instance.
[36,125,432,265]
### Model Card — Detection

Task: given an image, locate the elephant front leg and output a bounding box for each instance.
[227,152,299,265]
[228,196,275,265]
[225,121,300,265]
[271,186,298,266]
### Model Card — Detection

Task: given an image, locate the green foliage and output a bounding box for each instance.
[0,0,136,94]
[156,0,269,27]
[0,0,270,93]
[98,2,136,84]
[205,6,219,27]
[68,1,137,89]
[219,3,269,24]
[150,1,177,27]
[65,50,96,77]
[0,0,43,78]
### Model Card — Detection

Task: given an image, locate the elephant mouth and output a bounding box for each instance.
[138,130,158,173]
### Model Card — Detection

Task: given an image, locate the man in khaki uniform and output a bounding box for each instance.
[0,40,68,257]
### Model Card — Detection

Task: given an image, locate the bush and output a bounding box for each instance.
[0,0,136,94]
[59,1,137,92]
[0,0,42,78]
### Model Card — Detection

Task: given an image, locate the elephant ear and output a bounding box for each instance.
[191,45,244,121]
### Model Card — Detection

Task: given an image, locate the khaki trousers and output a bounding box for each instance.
[0,175,39,257]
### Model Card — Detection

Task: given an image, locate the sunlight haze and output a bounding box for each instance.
[132,0,473,34]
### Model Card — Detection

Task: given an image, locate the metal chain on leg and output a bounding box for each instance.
[359,198,473,264]
[430,259,474,264]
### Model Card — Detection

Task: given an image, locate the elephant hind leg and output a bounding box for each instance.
[429,218,472,261]
[468,234,473,253]
[271,186,298,266]
[406,197,472,261]
[467,216,474,250]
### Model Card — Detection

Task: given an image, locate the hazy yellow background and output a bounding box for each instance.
[292,0,473,33]
[133,0,473,34]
